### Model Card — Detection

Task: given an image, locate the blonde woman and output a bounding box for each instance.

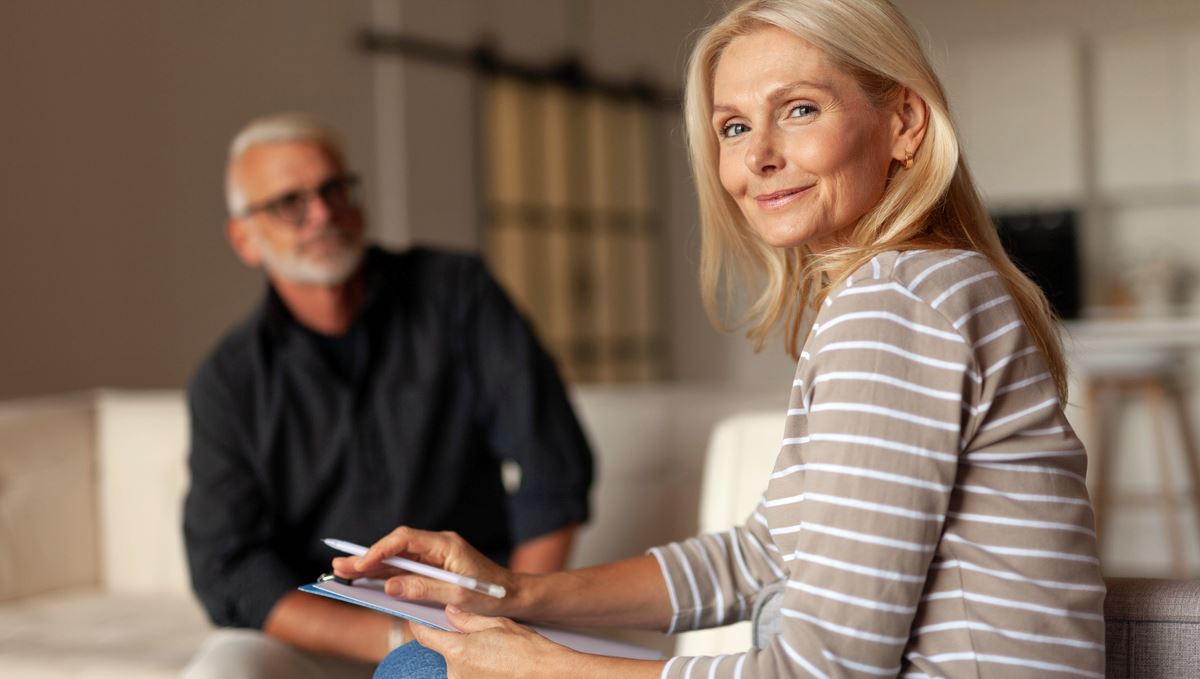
[347,1,1105,676]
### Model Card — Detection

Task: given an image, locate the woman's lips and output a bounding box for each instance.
[755,185,813,210]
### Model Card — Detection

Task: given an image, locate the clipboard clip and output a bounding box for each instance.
[317,571,354,586]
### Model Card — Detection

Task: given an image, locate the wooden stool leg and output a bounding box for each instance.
[1166,382,1200,576]
[1147,380,1188,578]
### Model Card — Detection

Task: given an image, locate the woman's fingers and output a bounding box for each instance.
[405,610,507,655]
[409,622,459,656]
[330,556,357,578]
[341,526,514,617]
[384,573,468,605]
[331,556,400,580]
[411,608,564,679]
[445,605,510,633]
[356,526,449,571]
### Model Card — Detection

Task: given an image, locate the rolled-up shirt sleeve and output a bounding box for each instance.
[459,259,594,545]
[648,499,787,635]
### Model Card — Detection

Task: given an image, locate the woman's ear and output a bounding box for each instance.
[891,87,929,165]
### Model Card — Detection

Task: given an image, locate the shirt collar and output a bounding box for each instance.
[261,244,386,341]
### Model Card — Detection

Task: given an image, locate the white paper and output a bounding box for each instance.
[301,580,663,660]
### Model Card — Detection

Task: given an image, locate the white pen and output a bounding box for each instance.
[323,538,507,599]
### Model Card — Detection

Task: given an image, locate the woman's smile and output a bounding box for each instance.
[754,185,814,211]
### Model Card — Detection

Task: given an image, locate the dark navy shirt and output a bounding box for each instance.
[183,247,593,629]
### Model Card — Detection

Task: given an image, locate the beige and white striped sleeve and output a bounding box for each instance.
[647,499,789,635]
[651,278,974,678]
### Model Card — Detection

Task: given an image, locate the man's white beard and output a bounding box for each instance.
[253,227,366,286]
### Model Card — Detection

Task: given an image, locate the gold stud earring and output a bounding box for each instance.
[903,151,914,170]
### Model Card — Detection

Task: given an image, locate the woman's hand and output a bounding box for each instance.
[411,607,665,679]
[331,526,519,616]
[410,606,578,679]
[330,529,676,639]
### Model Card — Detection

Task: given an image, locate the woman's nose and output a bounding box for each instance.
[745,130,783,175]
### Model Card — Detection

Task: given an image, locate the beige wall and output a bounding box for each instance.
[6,0,1199,401]
[0,0,796,401]
[368,0,797,388]
[897,0,1200,309]
[898,0,1200,36]
[0,1,376,399]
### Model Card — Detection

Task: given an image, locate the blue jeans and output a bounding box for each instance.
[374,641,447,679]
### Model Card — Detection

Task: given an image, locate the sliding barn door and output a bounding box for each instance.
[482,76,666,383]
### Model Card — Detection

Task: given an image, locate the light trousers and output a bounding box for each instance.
[180,628,377,679]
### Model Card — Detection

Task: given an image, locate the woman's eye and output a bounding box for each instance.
[720,122,750,138]
[788,104,818,119]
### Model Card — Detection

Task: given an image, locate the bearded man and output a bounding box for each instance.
[181,113,593,679]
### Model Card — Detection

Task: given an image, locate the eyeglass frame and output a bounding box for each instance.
[238,173,362,227]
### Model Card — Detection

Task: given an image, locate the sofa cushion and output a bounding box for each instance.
[568,387,785,572]
[94,390,192,595]
[1104,577,1200,679]
[674,411,785,657]
[0,395,100,601]
[0,587,211,678]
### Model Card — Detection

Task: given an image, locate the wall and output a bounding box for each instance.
[0,0,377,399]
[897,0,1200,309]
[0,0,799,401]
[6,1,1199,403]
[368,0,799,390]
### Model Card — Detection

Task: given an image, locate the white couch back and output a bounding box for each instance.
[0,385,788,608]
[567,385,785,569]
[0,394,99,600]
[0,391,194,601]
[95,391,193,595]
[674,411,786,656]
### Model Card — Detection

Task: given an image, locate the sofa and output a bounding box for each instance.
[0,385,784,677]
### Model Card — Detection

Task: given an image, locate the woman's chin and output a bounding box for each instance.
[756,226,812,250]
[753,219,852,252]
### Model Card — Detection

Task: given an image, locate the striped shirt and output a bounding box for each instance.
[651,249,1105,679]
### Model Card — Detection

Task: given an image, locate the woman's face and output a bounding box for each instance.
[712,26,899,250]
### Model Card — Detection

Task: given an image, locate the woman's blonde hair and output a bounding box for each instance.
[685,0,1067,402]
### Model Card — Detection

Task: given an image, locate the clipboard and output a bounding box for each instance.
[300,578,663,660]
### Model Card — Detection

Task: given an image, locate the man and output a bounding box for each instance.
[182,113,593,678]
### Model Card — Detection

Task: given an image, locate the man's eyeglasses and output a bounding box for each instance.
[240,174,360,227]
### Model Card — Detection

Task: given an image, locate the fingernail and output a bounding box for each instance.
[354,558,364,570]
[446,604,461,615]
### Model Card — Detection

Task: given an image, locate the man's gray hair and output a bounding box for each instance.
[224,112,347,216]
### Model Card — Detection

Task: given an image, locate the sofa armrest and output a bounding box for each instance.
[1105,577,1200,678]
[94,390,192,595]
[0,394,100,601]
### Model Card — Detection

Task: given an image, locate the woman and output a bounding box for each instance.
[339,1,1106,676]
